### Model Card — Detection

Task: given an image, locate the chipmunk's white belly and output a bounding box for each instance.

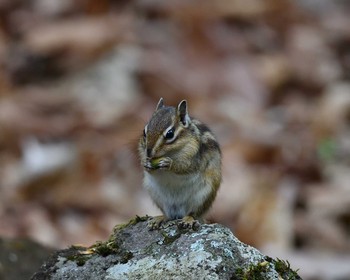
[144,170,211,219]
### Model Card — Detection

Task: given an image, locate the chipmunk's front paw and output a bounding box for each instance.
[157,157,172,169]
[147,215,167,230]
[178,216,200,230]
[145,157,172,171]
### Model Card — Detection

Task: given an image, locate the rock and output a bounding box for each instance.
[31,216,301,280]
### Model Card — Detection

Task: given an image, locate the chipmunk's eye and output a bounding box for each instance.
[164,127,175,140]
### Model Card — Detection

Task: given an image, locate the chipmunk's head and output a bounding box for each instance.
[139,98,198,166]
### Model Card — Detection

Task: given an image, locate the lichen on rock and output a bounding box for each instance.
[31,216,301,280]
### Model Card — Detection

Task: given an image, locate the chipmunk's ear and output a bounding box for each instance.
[156,98,165,111]
[177,100,190,127]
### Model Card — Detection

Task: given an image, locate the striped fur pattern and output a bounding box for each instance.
[139,98,221,221]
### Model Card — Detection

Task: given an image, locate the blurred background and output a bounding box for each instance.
[0,0,350,279]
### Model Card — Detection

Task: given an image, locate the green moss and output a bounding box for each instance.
[64,239,133,267]
[273,258,301,280]
[90,239,132,263]
[90,240,119,257]
[233,257,301,280]
[66,250,93,267]
[63,216,147,266]
[234,261,270,280]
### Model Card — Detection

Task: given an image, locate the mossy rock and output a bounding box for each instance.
[31,216,301,280]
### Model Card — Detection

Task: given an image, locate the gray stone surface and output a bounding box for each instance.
[31,216,301,280]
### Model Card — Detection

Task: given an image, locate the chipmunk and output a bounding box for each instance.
[138,98,221,229]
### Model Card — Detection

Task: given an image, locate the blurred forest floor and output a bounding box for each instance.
[0,0,350,279]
